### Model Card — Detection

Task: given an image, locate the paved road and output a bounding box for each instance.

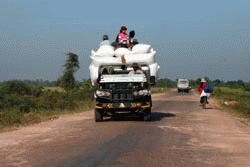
[1,91,250,167]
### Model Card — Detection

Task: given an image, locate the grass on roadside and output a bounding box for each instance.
[0,80,96,131]
[151,87,169,94]
[42,86,65,92]
[214,87,250,116]
[0,100,95,131]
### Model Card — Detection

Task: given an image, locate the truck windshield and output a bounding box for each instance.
[100,74,146,83]
[99,64,150,77]
[179,81,188,84]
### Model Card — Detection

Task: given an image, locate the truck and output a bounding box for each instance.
[177,79,191,93]
[94,64,153,122]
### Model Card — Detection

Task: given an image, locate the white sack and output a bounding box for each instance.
[149,62,160,78]
[114,48,132,57]
[124,51,156,65]
[89,63,99,85]
[89,62,160,85]
[95,45,114,57]
[90,56,121,66]
[91,51,156,67]
[132,44,151,54]
[91,50,95,57]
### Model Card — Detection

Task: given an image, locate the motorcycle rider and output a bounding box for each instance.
[198,78,209,105]
[198,78,207,94]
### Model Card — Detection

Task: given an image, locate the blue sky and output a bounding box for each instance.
[0,0,250,81]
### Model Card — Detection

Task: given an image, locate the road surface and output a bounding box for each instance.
[0,90,250,167]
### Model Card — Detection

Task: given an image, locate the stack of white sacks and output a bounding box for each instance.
[89,44,160,85]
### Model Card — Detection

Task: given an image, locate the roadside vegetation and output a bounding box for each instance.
[214,87,250,116]
[0,79,95,129]
[0,52,95,129]
[151,78,176,93]
[151,87,169,94]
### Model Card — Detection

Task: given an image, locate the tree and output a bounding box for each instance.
[212,79,224,87]
[61,52,80,91]
[244,82,250,91]
[156,78,177,88]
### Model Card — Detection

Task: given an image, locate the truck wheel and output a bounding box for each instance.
[149,96,152,106]
[95,109,103,122]
[143,108,151,121]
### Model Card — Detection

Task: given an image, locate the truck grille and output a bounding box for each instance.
[112,90,133,101]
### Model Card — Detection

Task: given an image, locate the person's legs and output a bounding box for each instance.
[111,41,118,48]
[117,43,128,48]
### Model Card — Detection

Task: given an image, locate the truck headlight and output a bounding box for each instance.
[133,91,139,96]
[96,90,111,97]
[137,90,151,96]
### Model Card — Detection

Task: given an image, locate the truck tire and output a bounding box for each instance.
[95,109,103,122]
[149,96,152,106]
[143,108,151,121]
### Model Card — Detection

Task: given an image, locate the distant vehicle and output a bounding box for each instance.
[177,79,191,93]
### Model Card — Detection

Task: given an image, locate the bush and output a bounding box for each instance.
[214,87,250,116]
[156,78,176,88]
[151,87,168,93]
[19,97,35,113]
[0,79,96,128]
[244,83,250,92]
[0,81,42,96]
[0,94,22,109]
[0,109,23,126]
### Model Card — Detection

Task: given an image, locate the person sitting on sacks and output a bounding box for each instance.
[100,34,111,46]
[129,38,139,49]
[116,26,129,48]
[128,30,138,47]
[129,30,135,45]
[129,63,143,75]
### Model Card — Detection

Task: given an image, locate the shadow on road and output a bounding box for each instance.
[203,107,214,110]
[151,111,175,121]
[103,111,175,122]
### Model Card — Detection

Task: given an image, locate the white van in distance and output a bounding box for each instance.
[177,79,191,93]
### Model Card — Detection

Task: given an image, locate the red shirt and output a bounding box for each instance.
[117,32,129,45]
[198,82,207,94]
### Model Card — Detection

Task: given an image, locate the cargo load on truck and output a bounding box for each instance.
[89,43,160,85]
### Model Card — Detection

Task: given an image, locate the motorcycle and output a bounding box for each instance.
[200,90,211,109]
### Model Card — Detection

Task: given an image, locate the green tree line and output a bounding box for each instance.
[156,78,250,91]
[0,52,95,127]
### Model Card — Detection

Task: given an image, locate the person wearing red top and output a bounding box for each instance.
[116,26,129,48]
[198,78,207,94]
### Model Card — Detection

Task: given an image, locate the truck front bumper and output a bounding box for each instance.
[95,102,151,110]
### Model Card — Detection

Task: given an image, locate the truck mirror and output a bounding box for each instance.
[150,76,156,86]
